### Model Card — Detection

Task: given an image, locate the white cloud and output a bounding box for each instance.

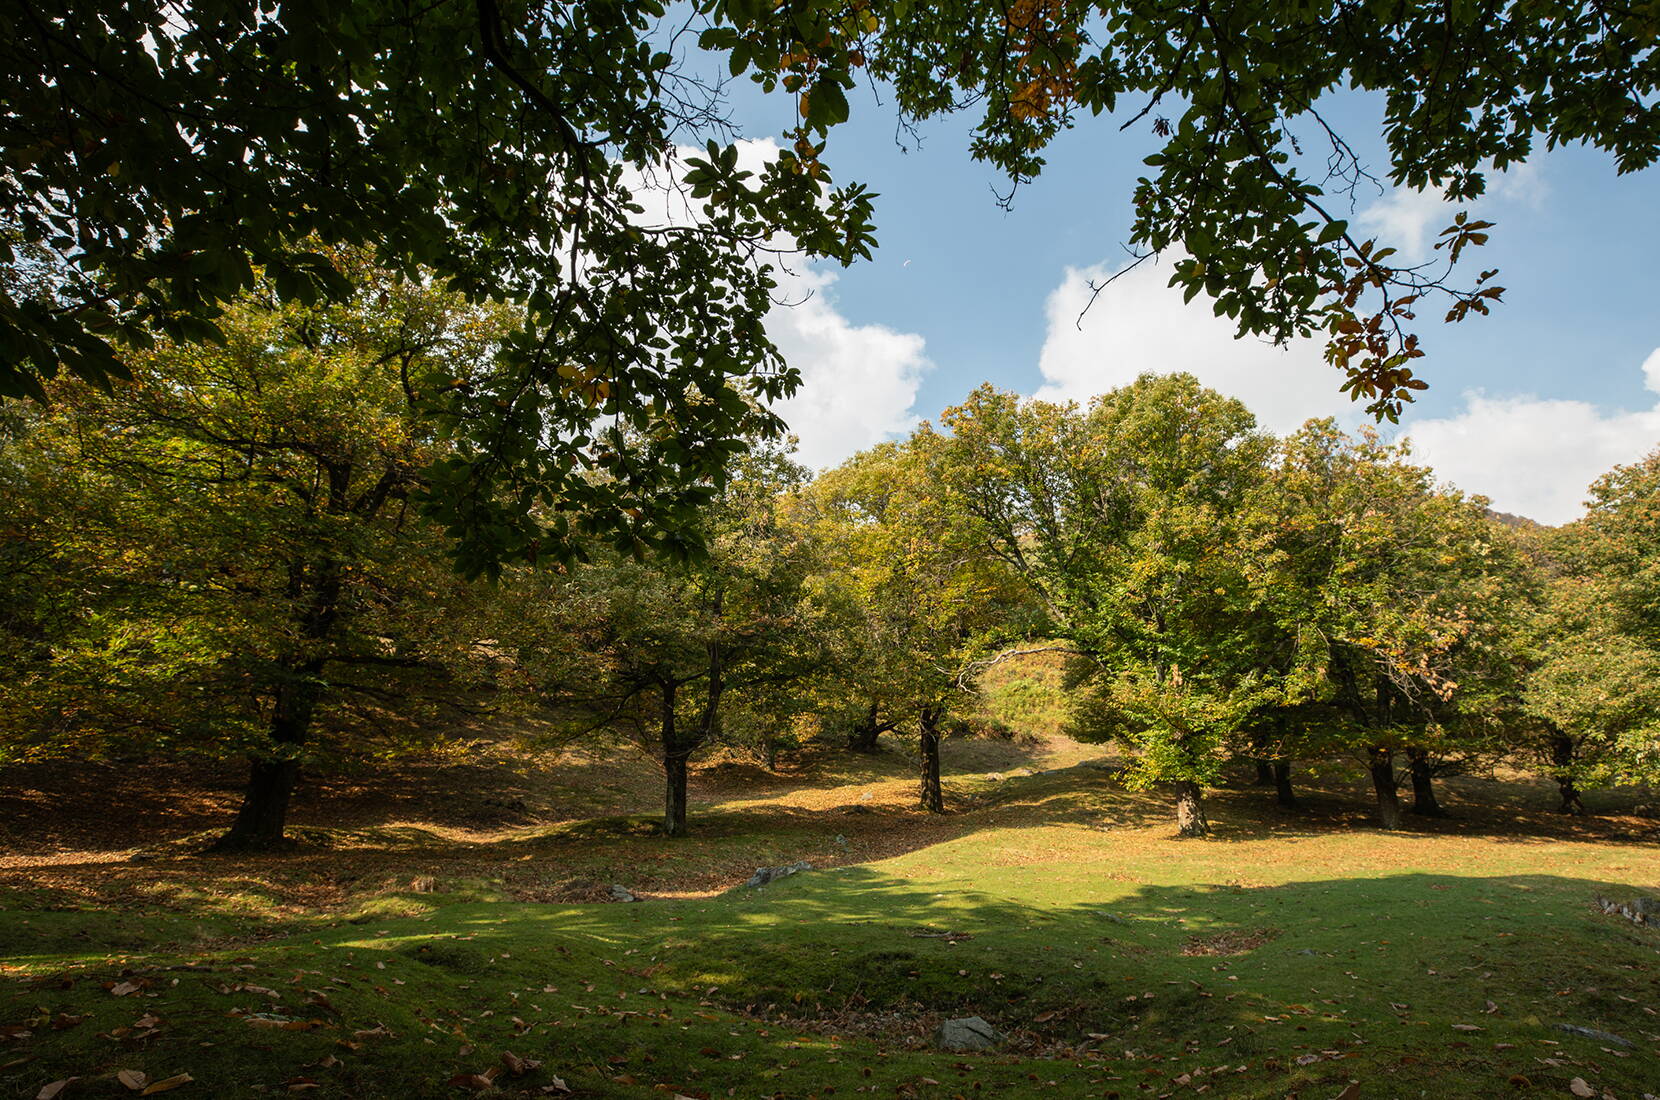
[1354,161,1549,262]
[1032,255,1349,434]
[1357,185,1453,262]
[1401,348,1660,525]
[1033,256,1660,526]
[766,265,932,468]
[621,139,932,468]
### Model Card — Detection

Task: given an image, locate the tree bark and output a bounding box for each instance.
[1272,760,1297,809]
[1406,747,1445,817]
[1173,780,1210,837]
[663,751,690,838]
[659,678,690,838]
[1253,760,1274,786]
[214,758,300,851]
[1550,729,1586,815]
[918,706,944,813]
[1368,747,1402,830]
[847,702,884,753]
[215,658,325,850]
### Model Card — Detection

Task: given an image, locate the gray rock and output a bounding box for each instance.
[1555,1023,1634,1048]
[834,834,848,847]
[933,1016,1005,1052]
[745,860,812,888]
[608,884,636,903]
[1632,895,1660,917]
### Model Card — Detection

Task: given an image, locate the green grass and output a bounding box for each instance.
[4,755,1660,1098]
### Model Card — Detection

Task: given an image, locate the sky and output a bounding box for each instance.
[702,71,1660,526]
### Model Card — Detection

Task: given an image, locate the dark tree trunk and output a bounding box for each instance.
[1368,746,1402,830]
[918,707,944,813]
[1173,780,1210,837]
[664,752,690,838]
[1253,760,1274,786]
[661,679,690,837]
[1273,760,1297,809]
[1406,747,1445,817]
[215,660,325,851]
[1550,730,1586,815]
[214,758,300,851]
[847,702,884,753]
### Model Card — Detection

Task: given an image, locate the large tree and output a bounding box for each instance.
[934,374,1274,835]
[505,444,820,837]
[2,0,875,571]
[801,437,1031,812]
[1250,421,1530,828]
[0,261,500,847]
[1525,451,1660,809]
[715,0,1658,417]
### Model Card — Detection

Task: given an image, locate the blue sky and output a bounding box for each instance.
[708,73,1659,524]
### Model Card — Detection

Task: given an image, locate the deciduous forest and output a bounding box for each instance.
[3,0,1658,1097]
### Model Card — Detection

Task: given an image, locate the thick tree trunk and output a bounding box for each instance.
[1406,747,1445,817]
[659,679,690,837]
[847,702,883,753]
[1253,760,1274,786]
[214,758,300,851]
[918,707,944,814]
[1368,747,1402,830]
[1173,780,1210,837]
[1549,729,1586,815]
[215,661,325,850]
[1273,760,1297,809]
[664,752,690,837]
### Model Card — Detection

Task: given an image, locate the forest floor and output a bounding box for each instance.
[3,731,1660,1099]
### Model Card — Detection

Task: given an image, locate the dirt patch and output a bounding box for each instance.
[1179,928,1280,956]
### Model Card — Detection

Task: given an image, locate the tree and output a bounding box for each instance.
[801,438,1030,812]
[715,0,1658,417]
[3,0,875,571]
[1525,451,1660,809]
[1250,421,1528,828]
[505,444,819,837]
[0,260,501,846]
[934,375,1273,835]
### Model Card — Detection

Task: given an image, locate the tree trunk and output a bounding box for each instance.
[664,752,690,838]
[1253,760,1274,786]
[214,661,324,850]
[1173,780,1210,837]
[660,679,690,838]
[1273,760,1297,809]
[1368,747,1402,830]
[847,702,883,753]
[1406,747,1445,817]
[214,758,300,850]
[918,707,944,813]
[1550,730,1586,815]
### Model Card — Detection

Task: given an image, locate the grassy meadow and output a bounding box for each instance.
[3,730,1658,1100]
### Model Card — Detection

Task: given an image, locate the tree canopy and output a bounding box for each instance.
[715,0,1659,418]
[2,0,875,571]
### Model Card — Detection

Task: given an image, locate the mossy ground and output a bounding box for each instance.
[3,732,1658,1098]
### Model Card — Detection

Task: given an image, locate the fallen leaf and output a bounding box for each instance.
[1334,1085,1361,1100]
[110,981,142,997]
[36,1080,78,1100]
[447,1068,500,1092]
[1451,1023,1483,1031]
[1570,1080,1596,1098]
[118,1069,149,1091]
[500,1051,542,1077]
[141,1075,194,1095]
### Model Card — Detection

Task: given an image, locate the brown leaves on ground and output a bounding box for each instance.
[1179,928,1279,956]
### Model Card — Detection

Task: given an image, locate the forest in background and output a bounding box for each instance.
[4,259,1657,851]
